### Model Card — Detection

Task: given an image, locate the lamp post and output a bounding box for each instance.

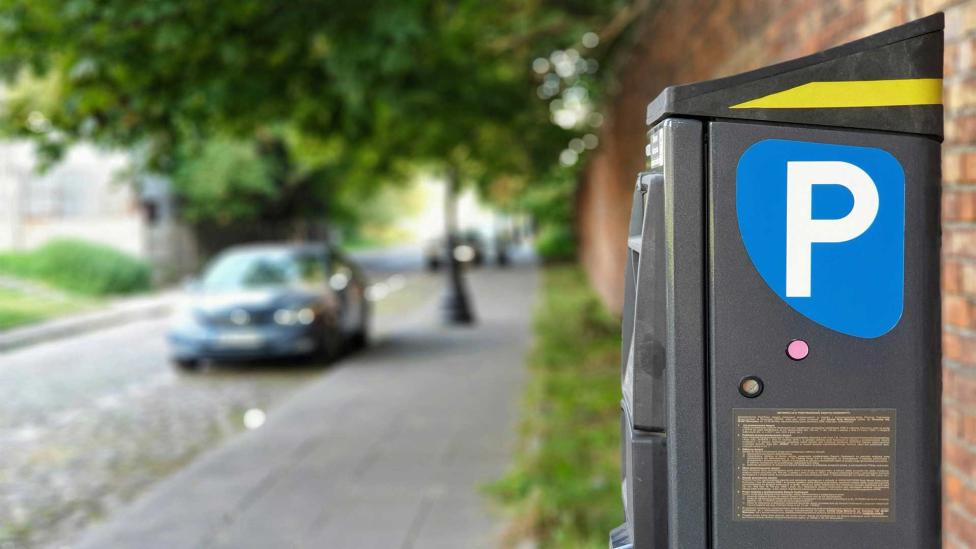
[440,167,475,324]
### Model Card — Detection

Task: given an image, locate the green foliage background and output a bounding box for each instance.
[0,0,633,238]
[171,139,275,224]
[519,165,579,261]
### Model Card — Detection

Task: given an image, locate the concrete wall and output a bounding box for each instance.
[575,0,975,545]
[17,217,145,256]
[0,143,140,253]
[0,143,203,284]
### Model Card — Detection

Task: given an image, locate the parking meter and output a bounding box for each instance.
[612,14,943,549]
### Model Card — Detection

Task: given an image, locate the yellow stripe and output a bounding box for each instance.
[730,78,942,109]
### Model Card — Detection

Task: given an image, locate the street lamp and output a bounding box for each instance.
[440,170,475,325]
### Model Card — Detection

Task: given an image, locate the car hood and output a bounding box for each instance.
[188,288,320,315]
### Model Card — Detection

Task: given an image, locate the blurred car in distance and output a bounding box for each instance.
[167,242,369,371]
[424,229,511,270]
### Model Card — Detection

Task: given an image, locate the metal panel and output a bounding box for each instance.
[629,170,667,431]
[706,121,941,548]
[659,118,708,549]
[623,407,668,548]
[646,14,943,139]
[618,117,708,549]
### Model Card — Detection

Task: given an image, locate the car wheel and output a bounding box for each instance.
[317,326,344,363]
[173,358,200,372]
[350,303,371,350]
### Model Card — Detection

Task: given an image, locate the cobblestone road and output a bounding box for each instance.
[0,271,440,548]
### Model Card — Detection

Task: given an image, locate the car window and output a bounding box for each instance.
[199,249,324,291]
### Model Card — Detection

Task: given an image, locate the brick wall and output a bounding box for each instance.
[577,0,975,545]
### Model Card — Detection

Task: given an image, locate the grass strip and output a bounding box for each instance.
[488,265,623,548]
[0,286,93,330]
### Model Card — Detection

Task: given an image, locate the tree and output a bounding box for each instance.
[0,0,634,320]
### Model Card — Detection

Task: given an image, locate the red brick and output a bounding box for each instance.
[944,3,976,41]
[945,229,976,257]
[946,536,970,549]
[946,152,965,183]
[948,42,960,79]
[960,37,976,73]
[946,259,964,293]
[948,334,976,367]
[945,295,972,328]
[963,263,976,295]
[947,404,965,440]
[946,79,976,113]
[920,0,968,17]
[958,478,976,521]
[946,191,976,221]
[946,505,976,546]
[859,3,907,36]
[964,413,976,446]
[963,152,976,183]
[946,192,958,222]
[962,486,976,520]
[946,436,976,477]
[947,470,967,504]
[947,116,976,146]
[946,331,966,362]
[946,369,976,403]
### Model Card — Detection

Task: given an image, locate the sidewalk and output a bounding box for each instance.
[72,266,538,549]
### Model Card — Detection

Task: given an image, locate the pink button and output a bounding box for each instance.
[786,339,809,361]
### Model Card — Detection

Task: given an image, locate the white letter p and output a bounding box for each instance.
[785,161,879,298]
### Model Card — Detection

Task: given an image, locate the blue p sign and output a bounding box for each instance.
[736,139,905,338]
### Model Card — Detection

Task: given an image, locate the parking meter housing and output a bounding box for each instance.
[614,14,943,549]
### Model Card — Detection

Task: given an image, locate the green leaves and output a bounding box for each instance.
[172,139,276,224]
[0,0,631,225]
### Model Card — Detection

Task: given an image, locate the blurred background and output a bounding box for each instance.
[0,1,972,548]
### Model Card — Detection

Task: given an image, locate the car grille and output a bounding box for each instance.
[203,309,276,327]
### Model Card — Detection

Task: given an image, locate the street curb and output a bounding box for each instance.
[0,294,177,353]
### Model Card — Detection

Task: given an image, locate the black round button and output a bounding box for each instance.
[739,376,764,398]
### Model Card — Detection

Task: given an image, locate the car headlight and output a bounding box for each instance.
[274,307,316,326]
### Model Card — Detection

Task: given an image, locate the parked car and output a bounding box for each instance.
[167,242,369,371]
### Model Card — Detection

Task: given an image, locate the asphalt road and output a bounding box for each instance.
[0,249,445,549]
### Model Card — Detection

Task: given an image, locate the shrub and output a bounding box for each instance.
[0,239,151,296]
[534,224,576,262]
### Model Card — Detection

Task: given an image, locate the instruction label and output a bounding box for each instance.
[734,408,895,522]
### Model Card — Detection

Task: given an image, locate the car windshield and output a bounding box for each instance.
[198,250,326,292]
